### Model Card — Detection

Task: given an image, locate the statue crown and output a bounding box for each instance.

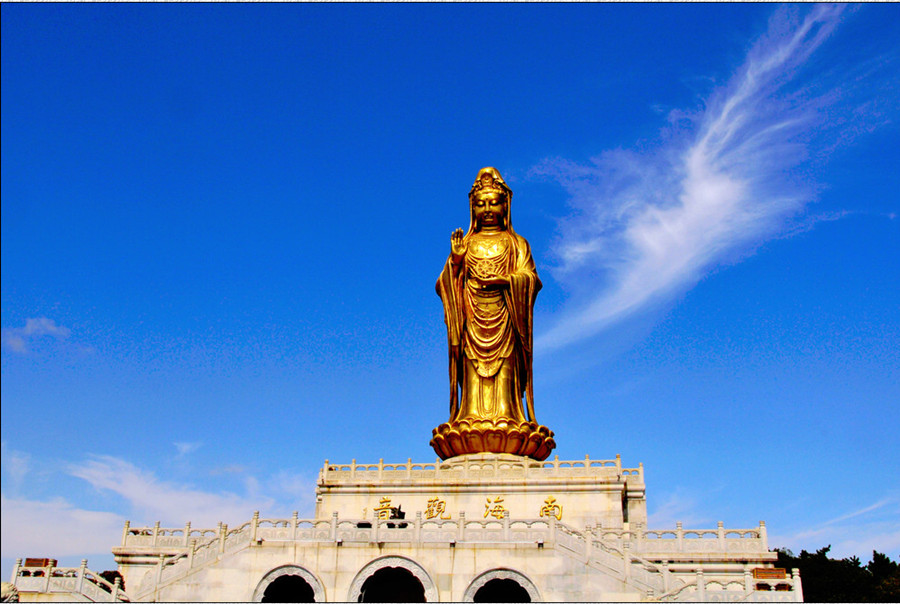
[469,167,511,200]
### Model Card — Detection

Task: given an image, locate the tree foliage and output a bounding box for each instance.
[774,546,899,602]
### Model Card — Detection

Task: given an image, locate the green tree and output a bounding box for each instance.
[774,546,899,602]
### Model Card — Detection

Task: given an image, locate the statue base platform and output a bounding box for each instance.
[430,418,556,460]
[29,454,796,602]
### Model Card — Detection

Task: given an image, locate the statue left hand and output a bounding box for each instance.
[470,262,509,289]
[479,275,509,289]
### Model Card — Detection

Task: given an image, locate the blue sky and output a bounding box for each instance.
[2,3,898,578]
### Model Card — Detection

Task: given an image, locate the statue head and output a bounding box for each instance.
[468,167,512,233]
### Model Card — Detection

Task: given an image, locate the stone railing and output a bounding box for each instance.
[10,558,129,602]
[120,520,218,548]
[657,568,803,602]
[553,522,666,593]
[129,510,782,601]
[134,511,561,599]
[320,454,643,483]
[591,520,770,556]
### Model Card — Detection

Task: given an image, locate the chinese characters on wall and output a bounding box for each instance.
[366,495,562,521]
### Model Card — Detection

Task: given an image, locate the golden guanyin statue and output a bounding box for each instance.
[430,167,556,461]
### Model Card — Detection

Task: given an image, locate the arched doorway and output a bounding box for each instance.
[262,575,315,602]
[252,565,325,602]
[463,569,541,603]
[473,578,531,602]
[347,556,438,602]
[358,567,425,602]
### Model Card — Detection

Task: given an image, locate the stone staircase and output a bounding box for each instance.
[131,513,665,600]
[126,512,799,602]
[9,559,129,602]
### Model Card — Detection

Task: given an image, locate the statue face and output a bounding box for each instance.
[473,192,508,230]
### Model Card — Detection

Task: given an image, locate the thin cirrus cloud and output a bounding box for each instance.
[770,496,900,559]
[66,455,317,527]
[1,317,71,353]
[68,455,278,528]
[0,494,125,558]
[0,446,318,562]
[532,5,892,351]
[173,441,202,457]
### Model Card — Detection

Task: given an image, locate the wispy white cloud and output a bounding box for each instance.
[0,441,31,496]
[1,317,71,353]
[769,496,900,559]
[533,5,895,350]
[68,455,276,527]
[173,441,202,457]
[1,446,318,569]
[821,498,892,526]
[647,490,711,529]
[0,494,125,558]
[266,469,318,517]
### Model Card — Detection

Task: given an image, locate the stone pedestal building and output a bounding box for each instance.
[9,453,802,602]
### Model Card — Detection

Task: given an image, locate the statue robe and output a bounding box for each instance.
[436,230,541,424]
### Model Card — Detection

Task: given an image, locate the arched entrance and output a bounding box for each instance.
[473,578,531,602]
[252,565,325,602]
[359,567,425,602]
[347,556,438,602]
[463,569,541,603]
[263,575,315,602]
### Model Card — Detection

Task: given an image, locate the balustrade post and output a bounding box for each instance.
[378,458,384,481]
[219,524,228,553]
[11,558,21,586]
[407,458,413,479]
[792,568,803,602]
[623,542,632,580]
[631,523,640,552]
[121,521,130,547]
[503,510,510,541]
[183,521,191,547]
[44,559,54,593]
[457,511,466,542]
[372,512,380,544]
[350,458,357,480]
[743,568,753,592]
[323,459,329,483]
[759,521,768,549]
[188,541,195,569]
[331,512,338,541]
[154,554,165,593]
[292,511,299,540]
[584,524,593,563]
[152,521,160,547]
[616,453,622,475]
[662,561,670,592]
[112,576,121,602]
[696,569,705,601]
[251,511,260,543]
[415,511,422,542]
[676,522,684,552]
[77,559,87,594]
[717,521,725,551]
